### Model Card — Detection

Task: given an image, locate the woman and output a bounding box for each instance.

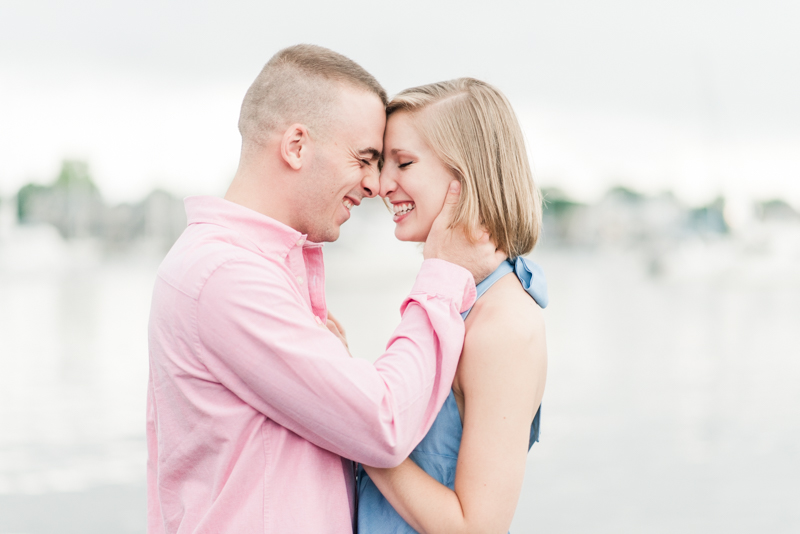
[357,78,549,534]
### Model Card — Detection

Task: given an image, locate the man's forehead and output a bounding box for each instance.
[331,88,385,153]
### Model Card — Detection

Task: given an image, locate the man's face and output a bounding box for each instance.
[299,88,386,242]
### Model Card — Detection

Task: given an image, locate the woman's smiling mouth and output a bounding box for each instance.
[392,201,415,222]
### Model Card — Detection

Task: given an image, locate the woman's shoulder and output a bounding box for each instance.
[461,273,546,367]
[455,271,547,417]
[466,271,545,341]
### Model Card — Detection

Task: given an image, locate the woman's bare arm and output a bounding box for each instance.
[364,280,547,534]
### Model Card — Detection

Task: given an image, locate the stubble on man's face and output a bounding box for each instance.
[299,146,344,243]
[296,88,386,243]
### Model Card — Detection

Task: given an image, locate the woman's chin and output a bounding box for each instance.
[394,225,430,243]
[394,226,412,241]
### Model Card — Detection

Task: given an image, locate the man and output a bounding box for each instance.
[147,44,503,533]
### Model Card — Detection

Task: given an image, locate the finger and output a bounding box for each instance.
[328,313,346,336]
[475,228,491,245]
[444,180,461,205]
[326,320,349,348]
[325,319,339,336]
[432,180,461,226]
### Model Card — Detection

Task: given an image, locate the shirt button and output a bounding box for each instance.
[296,276,304,285]
[297,238,305,246]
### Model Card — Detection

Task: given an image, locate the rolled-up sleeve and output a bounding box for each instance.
[196,256,476,467]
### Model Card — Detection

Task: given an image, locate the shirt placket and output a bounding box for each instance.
[286,237,313,313]
[302,245,327,323]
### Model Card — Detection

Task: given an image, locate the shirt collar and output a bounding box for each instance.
[184,196,322,255]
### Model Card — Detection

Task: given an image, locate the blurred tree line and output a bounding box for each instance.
[16,160,186,251]
[539,184,800,251]
[12,160,798,254]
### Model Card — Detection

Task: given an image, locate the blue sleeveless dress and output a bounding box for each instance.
[357,257,549,533]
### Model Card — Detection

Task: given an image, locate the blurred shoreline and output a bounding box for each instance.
[3,160,799,279]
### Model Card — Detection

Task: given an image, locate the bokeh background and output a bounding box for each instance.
[1,1,799,532]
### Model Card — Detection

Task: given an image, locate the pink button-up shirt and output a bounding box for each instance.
[147,196,476,533]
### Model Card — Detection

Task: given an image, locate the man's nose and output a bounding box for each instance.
[361,169,380,199]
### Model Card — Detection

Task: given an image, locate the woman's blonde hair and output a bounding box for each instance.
[387,78,541,258]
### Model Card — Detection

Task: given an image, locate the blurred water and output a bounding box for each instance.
[0,257,153,497]
[1,210,799,532]
[512,248,800,533]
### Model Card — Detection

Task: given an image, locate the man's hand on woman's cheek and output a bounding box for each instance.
[424,180,507,284]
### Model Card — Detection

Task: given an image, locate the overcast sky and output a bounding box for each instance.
[1,0,798,211]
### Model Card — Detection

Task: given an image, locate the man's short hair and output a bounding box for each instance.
[238,44,388,145]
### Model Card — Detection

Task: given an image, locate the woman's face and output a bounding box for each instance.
[379,112,454,242]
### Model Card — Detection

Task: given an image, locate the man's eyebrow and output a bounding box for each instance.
[358,147,381,160]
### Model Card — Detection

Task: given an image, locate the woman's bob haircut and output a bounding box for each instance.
[387,78,542,259]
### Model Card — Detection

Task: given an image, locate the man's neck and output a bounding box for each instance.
[224,171,298,231]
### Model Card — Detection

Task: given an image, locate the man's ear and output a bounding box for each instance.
[280,124,310,170]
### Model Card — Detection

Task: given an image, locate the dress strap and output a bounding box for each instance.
[461,257,548,320]
[512,256,549,309]
[475,260,514,301]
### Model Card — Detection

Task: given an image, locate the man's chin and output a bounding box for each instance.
[307,225,341,243]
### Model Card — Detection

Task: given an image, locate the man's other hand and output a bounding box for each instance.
[325,311,351,355]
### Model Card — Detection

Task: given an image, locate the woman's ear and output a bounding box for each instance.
[280,124,310,170]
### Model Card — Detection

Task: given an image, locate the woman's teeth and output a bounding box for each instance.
[343,198,353,210]
[393,202,415,216]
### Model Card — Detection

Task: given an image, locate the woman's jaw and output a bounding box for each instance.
[389,199,434,242]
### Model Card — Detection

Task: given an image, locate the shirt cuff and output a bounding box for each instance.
[408,259,477,314]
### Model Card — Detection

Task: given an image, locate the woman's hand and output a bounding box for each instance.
[325,311,350,354]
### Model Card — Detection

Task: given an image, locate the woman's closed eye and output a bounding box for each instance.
[398,161,413,169]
